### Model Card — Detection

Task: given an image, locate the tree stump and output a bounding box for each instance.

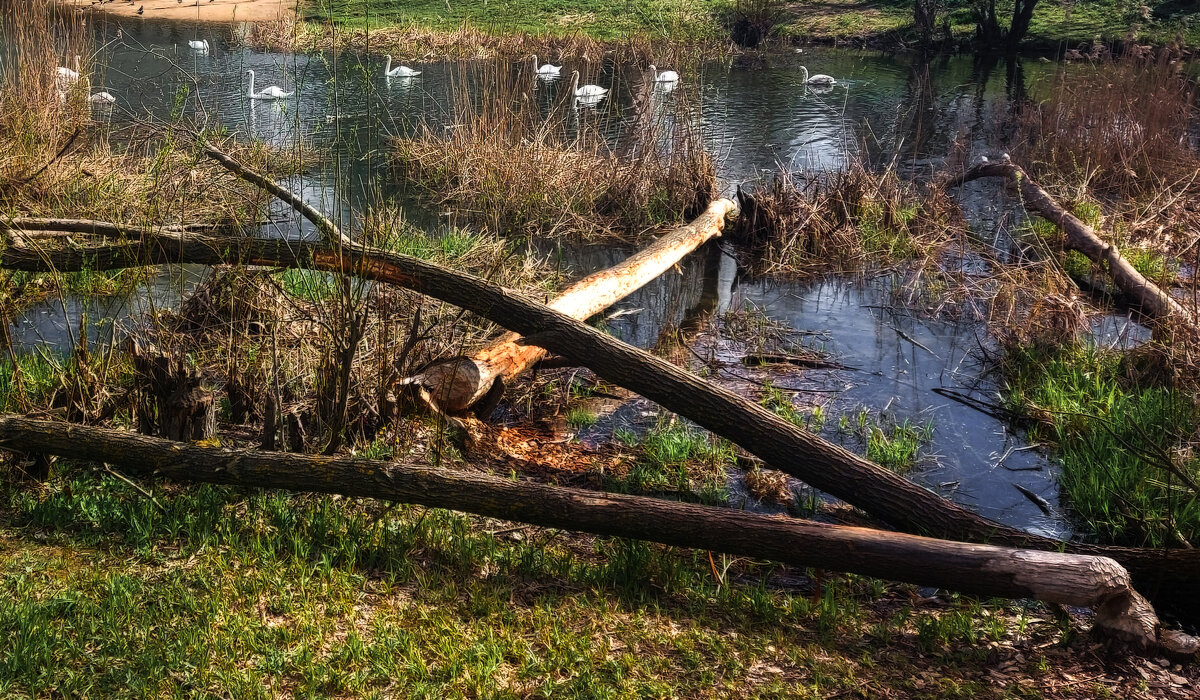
[130,341,215,442]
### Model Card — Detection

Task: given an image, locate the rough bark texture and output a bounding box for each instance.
[129,341,216,442]
[0,225,1197,615]
[408,199,737,413]
[0,414,1174,648]
[947,159,1190,321]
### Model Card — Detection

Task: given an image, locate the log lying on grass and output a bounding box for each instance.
[407,198,738,415]
[946,156,1190,322]
[1,224,1198,616]
[0,414,1184,652]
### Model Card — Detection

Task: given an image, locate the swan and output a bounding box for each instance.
[569,70,607,98]
[245,70,293,100]
[649,65,679,83]
[800,66,836,86]
[188,39,210,52]
[55,55,81,88]
[383,55,420,77]
[531,54,561,75]
[89,91,116,104]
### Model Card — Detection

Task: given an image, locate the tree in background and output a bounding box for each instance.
[972,0,1040,51]
[913,0,943,44]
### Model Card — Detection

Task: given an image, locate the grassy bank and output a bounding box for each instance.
[298,0,1200,53]
[6,463,1199,698]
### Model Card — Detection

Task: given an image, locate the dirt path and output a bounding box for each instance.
[66,0,294,23]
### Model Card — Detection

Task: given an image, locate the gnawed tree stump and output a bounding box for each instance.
[403,198,738,415]
[129,341,215,441]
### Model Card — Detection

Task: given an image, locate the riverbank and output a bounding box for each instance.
[65,0,293,23]
[295,0,1200,55]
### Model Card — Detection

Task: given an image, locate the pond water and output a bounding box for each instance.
[13,17,1128,536]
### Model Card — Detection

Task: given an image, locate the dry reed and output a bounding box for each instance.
[729,164,960,275]
[391,60,715,240]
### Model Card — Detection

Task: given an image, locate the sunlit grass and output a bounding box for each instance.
[1001,342,1200,547]
[1,464,1085,697]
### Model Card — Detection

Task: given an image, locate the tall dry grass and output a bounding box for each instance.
[0,0,92,164]
[391,60,715,239]
[729,165,960,275]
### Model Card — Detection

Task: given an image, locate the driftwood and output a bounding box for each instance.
[200,142,353,247]
[0,414,1189,652]
[1,225,1198,615]
[407,199,738,414]
[946,157,1190,322]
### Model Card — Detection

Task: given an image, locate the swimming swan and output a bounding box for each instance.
[569,70,608,98]
[245,70,293,100]
[55,55,81,88]
[800,66,836,86]
[188,39,210,52]
[531,54,561,75]
[649,65,679,83]
[383,55,421,77]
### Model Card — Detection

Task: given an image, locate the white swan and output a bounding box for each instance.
[800,66,836,86]
[188,39,210,52]
[55,55,81,89]
[531,54,561,75]
[569,70,608,98]
[649,65,679,83]
[89,91,116,104]
[245,70,293,100]
[383,55,421,77]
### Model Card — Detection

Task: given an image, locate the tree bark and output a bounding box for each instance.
[0,224,1197,615]
[946,158,1191,323]
[0,413,1182,650]
[408,198,737,414]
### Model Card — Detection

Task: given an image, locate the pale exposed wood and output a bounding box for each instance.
[1,225,1198,615]
[0,414,1181,648]
[946,158,1191,322]
[408,199,737,414]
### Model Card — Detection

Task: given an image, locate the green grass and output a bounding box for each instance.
[566,406,598,428]
[301,0,731,42]
[1,464,1107,697]
[779,1,1200,49]
[0,353,66,412]
[612,420,734,502]
[1001,342,1200,547]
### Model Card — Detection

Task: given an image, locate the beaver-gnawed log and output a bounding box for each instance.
[406,198,737,414]
[946,157,1190,322]
[1,226,1198,616]
[0,413,1187,652]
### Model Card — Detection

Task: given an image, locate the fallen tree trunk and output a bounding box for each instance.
[946,157,1190,322]
[409,199,738,414]
[1,226,1197,614]
[0,414,1184,651]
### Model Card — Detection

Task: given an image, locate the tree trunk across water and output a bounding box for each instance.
[946,158,1191,323]
[0,414,1187,652]
[1,223,1198,617]
[407,199,737,414]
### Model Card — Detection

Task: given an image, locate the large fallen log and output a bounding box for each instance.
[1,226,1197,615]
[0,414,1186,652]
[946,156,1190,322]
[409,199,737,414]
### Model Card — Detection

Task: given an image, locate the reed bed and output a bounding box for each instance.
[1015,49,1200,257]
[728,164,960,276]
[296,20,725,66]
[391,61,714,240]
